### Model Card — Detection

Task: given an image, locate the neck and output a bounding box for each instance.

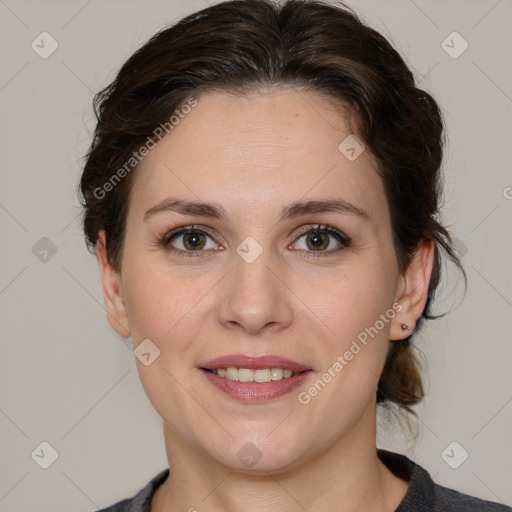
[152,404,408,512]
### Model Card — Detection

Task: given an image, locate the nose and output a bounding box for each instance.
[216,246,294,335]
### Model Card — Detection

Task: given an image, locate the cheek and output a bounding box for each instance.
[306,260,397,340]
[299,256,398,405]
[294,267,396,419]
[121,261,208,421]
[122,257,204,344]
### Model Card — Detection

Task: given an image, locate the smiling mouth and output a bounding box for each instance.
[202,367,306,383]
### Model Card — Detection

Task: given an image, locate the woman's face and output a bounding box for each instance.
[100,89,420,472]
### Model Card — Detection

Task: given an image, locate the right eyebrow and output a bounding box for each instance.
[144,198,227,221]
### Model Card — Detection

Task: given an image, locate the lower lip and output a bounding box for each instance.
[200,369,313,402]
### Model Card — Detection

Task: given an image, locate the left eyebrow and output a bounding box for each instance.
[280,199,370,221]
[143,197,370,222]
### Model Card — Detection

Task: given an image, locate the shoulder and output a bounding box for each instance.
[377,449,511,512]
[95,468,170,512]
[433,483,512,511]
[96,497,132,512]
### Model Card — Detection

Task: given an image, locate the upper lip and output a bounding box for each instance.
[200,354,311,372]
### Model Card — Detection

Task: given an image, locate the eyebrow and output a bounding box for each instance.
[143,197,370,222]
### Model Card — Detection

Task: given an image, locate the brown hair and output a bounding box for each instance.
[79,0,465,414]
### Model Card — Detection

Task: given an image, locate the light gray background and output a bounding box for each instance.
[1,0,511,510]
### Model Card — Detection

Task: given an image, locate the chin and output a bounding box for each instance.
[204,433,309,474]
[215,450,302,475]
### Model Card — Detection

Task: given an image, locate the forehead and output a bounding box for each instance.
[131,89,387,223]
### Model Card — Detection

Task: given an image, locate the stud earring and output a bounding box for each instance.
[401,324,412,331]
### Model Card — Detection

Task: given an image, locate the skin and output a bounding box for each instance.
[96,88,434,512]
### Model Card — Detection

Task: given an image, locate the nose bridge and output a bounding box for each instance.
[217,237,293,333]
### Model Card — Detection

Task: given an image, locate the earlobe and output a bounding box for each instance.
[96,231,131,339]
[390,239,434,340]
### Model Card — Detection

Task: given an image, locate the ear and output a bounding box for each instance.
[390,239,435,340]
[96,230,131,338]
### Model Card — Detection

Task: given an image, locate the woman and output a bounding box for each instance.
[79,0,510,510]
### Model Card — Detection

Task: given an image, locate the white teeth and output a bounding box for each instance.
[238,368,254,382]
[226,367,238,380]
[255,369,271,382]
[213,367,298,382]
[271,368,283,380]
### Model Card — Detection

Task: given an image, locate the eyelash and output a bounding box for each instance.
[159,224,352,259]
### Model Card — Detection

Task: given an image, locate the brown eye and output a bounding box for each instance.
[163,226,221,255]
[305,230,330,251]
[290,225,351,256]
[180,230,207,250]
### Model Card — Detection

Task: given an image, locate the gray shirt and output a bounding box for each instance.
[95,450,511,511]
